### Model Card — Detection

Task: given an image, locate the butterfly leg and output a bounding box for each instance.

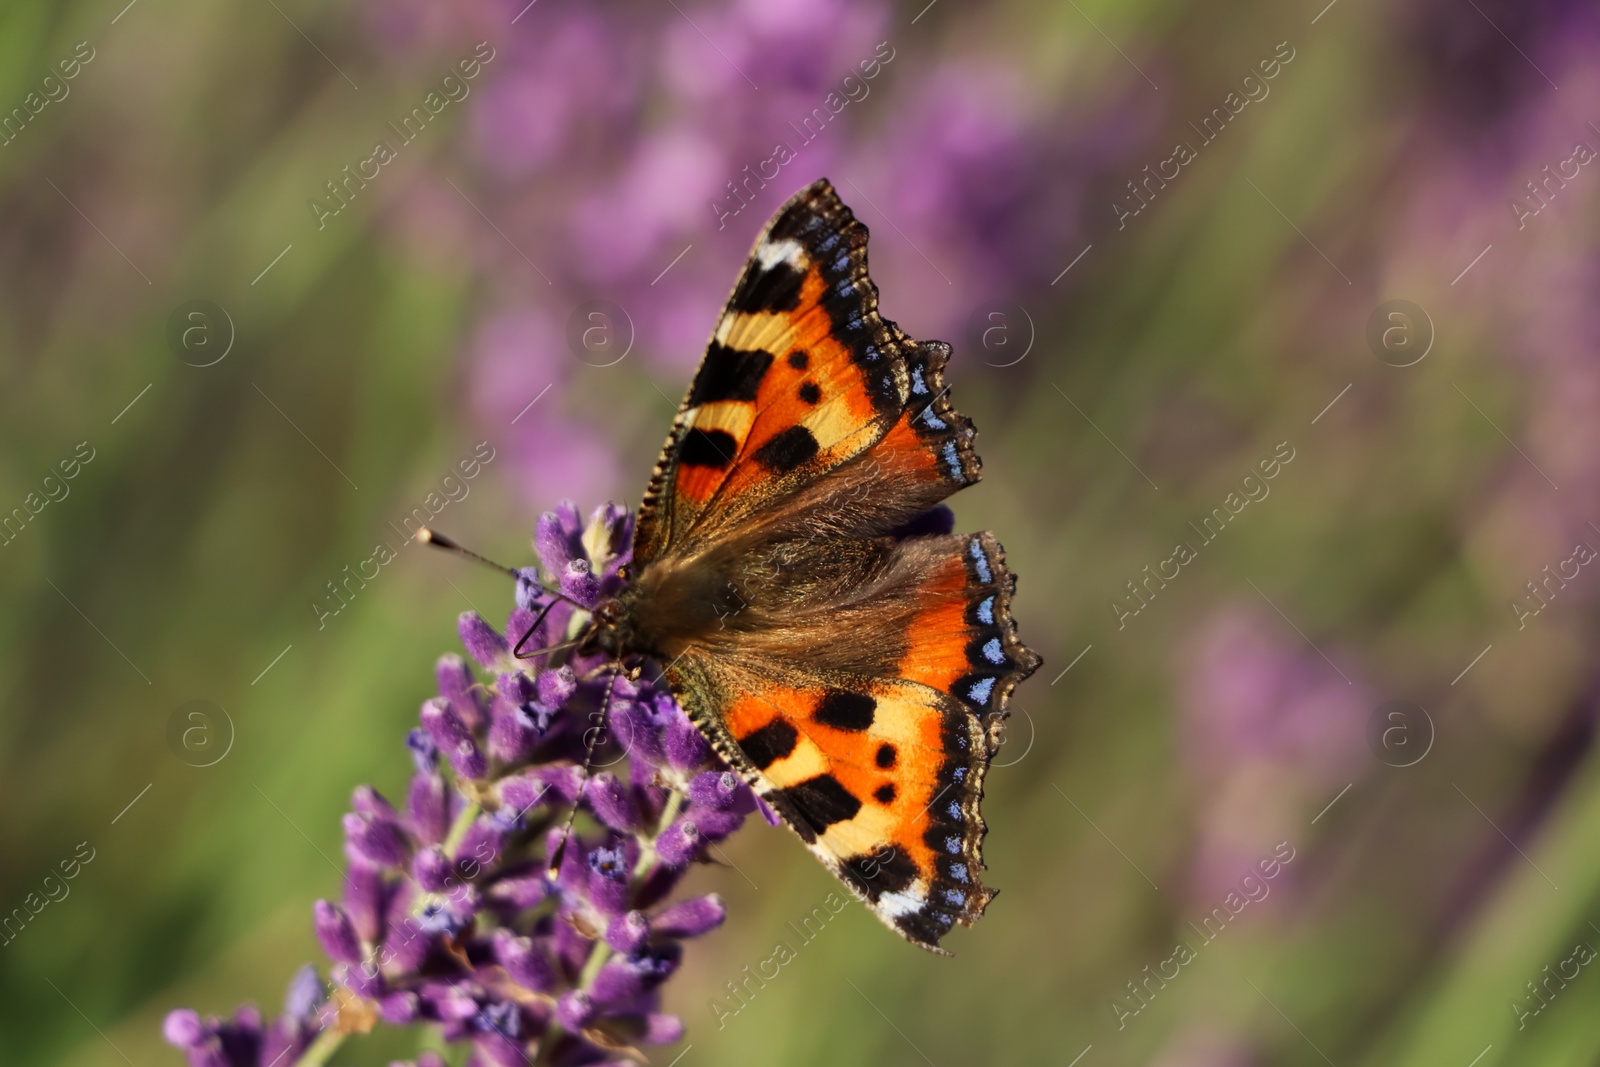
[546,665,622,877]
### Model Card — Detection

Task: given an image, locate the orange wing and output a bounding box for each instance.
[626,179,1040,952]
[665,530,1037,951]
[635,180,912,561]
[670,659,995,952]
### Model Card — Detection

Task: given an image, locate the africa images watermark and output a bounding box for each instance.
[1,440,97,548]
[312,440,497,629]
[1,841,96,949]
[1113,40,1297,230]
[1110,840,1298,1029]
[1513,935,1598,1030]
[709,40,896,231]
[1510,532,1597,630]
[707,886,855,1029]
[0,40,96,148]
[1509,131,1597,231]
[707,845,897,1029]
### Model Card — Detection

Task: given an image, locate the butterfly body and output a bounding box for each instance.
[581,180,1039,952]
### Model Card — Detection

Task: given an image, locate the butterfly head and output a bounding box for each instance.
[579,597,628,659]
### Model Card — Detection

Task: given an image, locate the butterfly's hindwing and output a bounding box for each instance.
[667,659,994,951]
[895,533,1040,720]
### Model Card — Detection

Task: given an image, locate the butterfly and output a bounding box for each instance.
[576,178,1039,953]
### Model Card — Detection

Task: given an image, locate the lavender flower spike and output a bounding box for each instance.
[165,503,747,1066]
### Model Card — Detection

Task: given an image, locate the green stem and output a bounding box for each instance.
[293,1028,346,1067]
[534,788,687,1066]
[442,800,482,855]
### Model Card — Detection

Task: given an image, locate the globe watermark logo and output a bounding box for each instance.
[566,300,633,368]
[1367,699,1433,768]
[166,700,235,767]
[166,300,234,367]
[1366,300,1433,368]
[964,300,1034,368]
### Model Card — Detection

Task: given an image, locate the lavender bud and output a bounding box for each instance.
[561,558,602,607]
[494,930,559,992]
[420,697,488,780]
[686,806,746,841]
[419,697,468,755]
[457,612,509,670]
[536,665,578,707]
[406,771,450,846]
[489,698,542,765]
[514,567,543,611]
[687,770,743,811]
[453,816,505,870]
[314,900,362,964]
[583,841,631,916]
[405,728,438,773]
[490,875,551,914]
[587,772,641,832]
[536,505,584,574]
[343,812,410,869]
[412,846,452,892]
[379,991,420,1024]
[654,816,702,868]
[663,714,710,771]
[610,701,666,769]
[642,1013,685,1044]
[421,979,480,1022]
[333,961,384,1000]
[556,990,595,1031]
[434,653,485,730]
[476,1001,523,1040]
[284,963,324,1024]
[500,765,581,812]
[341,861,384,942]
[352,785,399,822]
[161,1009,204,1048]
[754,793,783,827]
[606,909,650,955]
[587,501,631,553]
[590,957,646,1005]
[651,894,726,939]
[381,915,431,974]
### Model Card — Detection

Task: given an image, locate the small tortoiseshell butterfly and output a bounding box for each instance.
[582,179,1039,952]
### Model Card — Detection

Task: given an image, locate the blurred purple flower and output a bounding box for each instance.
[1178,604,1371,901]
[1149,1025,1261,1067]
[166,504,750,1066]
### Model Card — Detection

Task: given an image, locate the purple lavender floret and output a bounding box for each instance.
[165,502,748,1066]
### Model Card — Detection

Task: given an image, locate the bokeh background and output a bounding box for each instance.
[5,0,1600,1063]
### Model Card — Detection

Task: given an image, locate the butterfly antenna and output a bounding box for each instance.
[416,527,584,609]
[548,667,622,879]
[414,527,518,577]
[513,599,564,659]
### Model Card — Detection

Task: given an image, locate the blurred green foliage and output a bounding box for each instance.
[3,0,1599,1065]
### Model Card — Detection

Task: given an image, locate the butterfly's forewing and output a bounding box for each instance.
[635,182,911,561]
[630,179,1039,951]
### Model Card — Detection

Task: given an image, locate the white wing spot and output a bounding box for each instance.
[876,882,929,919]
[756,238,806,271]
